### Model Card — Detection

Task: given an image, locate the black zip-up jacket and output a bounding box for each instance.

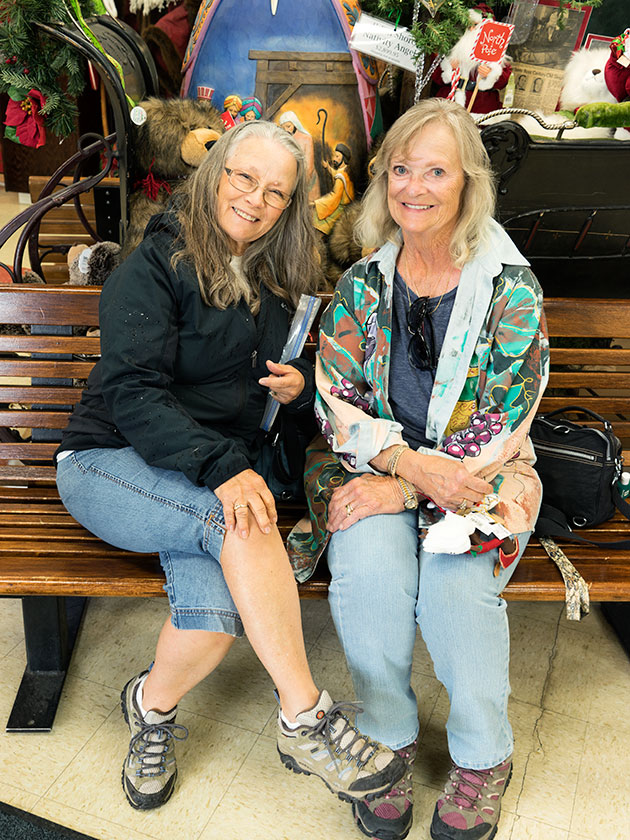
[57,211,315,491]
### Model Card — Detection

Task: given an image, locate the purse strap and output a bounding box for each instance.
[535,490,630,548]
[539,405,612,429]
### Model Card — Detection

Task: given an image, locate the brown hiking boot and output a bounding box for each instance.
[277,690,405,803]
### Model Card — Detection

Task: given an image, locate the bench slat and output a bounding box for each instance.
[550,348,630,365]
[0,386,83,404]
[539,396,630,414]
[0,411,71,428]
[0,464,57,479]
[0,286,100,326]
[547,371,630,388]
[0,359,95,377]
[0,336,100,352]
[545,298,630,337]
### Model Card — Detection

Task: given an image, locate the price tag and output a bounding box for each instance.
[491,521,511,539]
[349,12,418,73]
[130,106,147,126]
[77,247,92,275]
[465,511,495,535]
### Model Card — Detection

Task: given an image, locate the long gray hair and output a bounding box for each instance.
[355,99,496,267]
[172,120,321,310]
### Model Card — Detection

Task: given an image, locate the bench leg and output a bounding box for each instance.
[6,596,87,733]
[601,603,630,659]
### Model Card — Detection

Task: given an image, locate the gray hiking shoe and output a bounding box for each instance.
[353,739,417,840]
[120,671,188,810]
[277,690,405,803]
[430,756,512,840]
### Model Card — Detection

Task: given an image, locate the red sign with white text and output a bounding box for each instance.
[470,20,514,64]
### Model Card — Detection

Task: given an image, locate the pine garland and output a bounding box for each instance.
[360,0,605,58]
[0,0,99,139]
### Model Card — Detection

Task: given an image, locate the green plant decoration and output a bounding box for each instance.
[0,0,101,142]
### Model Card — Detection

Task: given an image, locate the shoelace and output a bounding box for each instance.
[127,718,189,777]
[308,701,379,768]
[446,764,496,810]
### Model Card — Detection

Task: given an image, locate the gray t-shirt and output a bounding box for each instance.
[388,268,457,450]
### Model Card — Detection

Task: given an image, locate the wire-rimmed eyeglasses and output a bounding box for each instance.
[224,167,292,210]
[407,296,437,371]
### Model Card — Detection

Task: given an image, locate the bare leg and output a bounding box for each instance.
[143,618,235,712]
[141,518,318,719]
[219,518,319,720]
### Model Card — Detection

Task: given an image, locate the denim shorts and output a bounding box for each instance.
[56,447,243,635]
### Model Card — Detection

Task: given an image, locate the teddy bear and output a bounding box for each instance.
[67,241,122,286]
[122,96,224,258]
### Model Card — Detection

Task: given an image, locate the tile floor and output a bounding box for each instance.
[0,597,629,840]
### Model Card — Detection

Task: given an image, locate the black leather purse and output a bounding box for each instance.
[530,406,630,546]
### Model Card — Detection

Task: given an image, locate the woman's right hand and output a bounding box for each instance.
[327,474,405,533]
[403,451,493,512]
[214,469,277,539]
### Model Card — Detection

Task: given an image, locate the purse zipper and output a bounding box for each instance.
[532,441,597,461]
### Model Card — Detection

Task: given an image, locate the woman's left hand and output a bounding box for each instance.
[327,474,405,533]
[259,360,305,404]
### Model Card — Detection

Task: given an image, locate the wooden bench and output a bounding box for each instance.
[1,286,630,732]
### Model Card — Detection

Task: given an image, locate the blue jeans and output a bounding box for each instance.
[56,447,243,635]
[327,509,530,768]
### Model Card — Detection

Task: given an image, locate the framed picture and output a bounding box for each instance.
[584,33,614,50]
[510,0,593,67]
[510,1,593,113]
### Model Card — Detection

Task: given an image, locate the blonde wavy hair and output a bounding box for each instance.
[355,99,496,267]
[172,120,321,311]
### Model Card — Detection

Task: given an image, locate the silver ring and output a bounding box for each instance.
[233,502,248,511]
[345,503,354,517]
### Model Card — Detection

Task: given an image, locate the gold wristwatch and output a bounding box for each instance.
[396,476,419,510]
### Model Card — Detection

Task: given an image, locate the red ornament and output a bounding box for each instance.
[4,89,47,148]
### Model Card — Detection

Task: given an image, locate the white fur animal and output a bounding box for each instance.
[558,46,616,110]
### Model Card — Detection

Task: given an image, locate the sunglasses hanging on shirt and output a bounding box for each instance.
[406,295,438,371]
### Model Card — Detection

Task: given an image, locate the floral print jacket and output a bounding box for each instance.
[288,220,550,582]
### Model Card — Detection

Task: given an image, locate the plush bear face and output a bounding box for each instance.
[559,47,617,111]
[131,97,224,179]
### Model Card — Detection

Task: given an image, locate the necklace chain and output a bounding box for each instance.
[402,247,452,314]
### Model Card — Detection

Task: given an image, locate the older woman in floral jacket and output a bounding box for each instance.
[288,100,549,840]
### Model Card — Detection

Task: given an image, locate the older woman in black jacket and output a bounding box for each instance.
[56,121,403,813]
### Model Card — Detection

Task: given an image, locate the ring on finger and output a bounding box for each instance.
[457,499,468,513]
[233,502,248,511]
[345,503,354,517]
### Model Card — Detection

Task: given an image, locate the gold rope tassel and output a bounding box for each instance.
[538,536,590,621]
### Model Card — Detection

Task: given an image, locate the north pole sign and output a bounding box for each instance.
[470,20,514,65]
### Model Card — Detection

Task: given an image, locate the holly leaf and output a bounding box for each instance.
[7,85,25,101]
[4,124,20,144]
